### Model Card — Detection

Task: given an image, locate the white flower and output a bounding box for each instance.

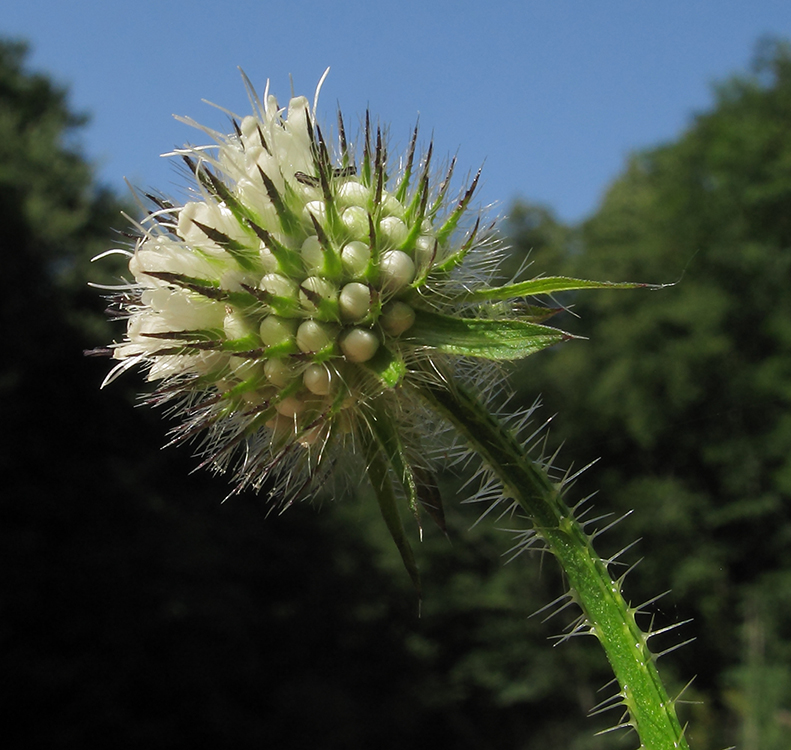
[98,70,606,577]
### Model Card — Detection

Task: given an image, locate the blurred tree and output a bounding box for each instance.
[509,36,791,750]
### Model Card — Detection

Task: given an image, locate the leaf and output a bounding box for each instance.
[511,301,564,323]
[406,309,572,360]
[367,398,423,533]
[413,465,447,536]
[454,276,667,303]
[361,425,421,596]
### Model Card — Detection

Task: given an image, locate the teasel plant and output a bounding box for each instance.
[91,69,692,749]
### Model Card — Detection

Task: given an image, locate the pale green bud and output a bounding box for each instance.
[264,358,296,387]
[340,327,379,363]
[337,181,370,207]
[261,273,299,299]
[259,315,298,347]
[300,235,325,275]
[379,216,408,248]
[303,363,333,395]
[296,320,339,354]
[380,301,416,336]
[379,250,415,294]
[341,241,371,278]
[339,282,372,322]
[342,206,369,239]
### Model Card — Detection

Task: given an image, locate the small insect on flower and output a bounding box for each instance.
[95,69,641,586]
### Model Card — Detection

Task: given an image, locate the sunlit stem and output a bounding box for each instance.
[418,376,690,750]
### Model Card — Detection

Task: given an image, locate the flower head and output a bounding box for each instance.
[97,71,639,584]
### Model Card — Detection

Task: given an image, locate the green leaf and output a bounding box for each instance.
[511,301,564,323]
[453,276,666,303]
[367,397,422,530]
[406,309,572,360]
[413,465,447,536]
[360,426,421,596]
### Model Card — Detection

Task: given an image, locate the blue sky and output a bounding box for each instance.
[5,1,791,223]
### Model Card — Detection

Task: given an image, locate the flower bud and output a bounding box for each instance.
[300,235,326,275]
[303,363,333,395]
[339,282,372,322]
[381,301,416,336]
[342,206,369,239]
[275,396,306,418]
[259,315,298,347]
[379,250,415,294]
[340,327,379,363]
[341,241,371,278]
[337,181,369,207]
[261,273,298,299]
[296,320,339,354]
[264,358,296,387]
[379,216,408,248]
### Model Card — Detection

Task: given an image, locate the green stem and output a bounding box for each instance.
[418,377,690,750]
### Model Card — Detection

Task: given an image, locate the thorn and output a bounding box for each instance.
[590,509,634,541]
[633,589,672,614]
[337,108,348,162]
[373,126,384,207]
[603,538,642,568]
[653,637,696,660]
[540,596,579,624]
[144,193,176,211]
[588,691,625,718]
[298,282,323,308]
[240,283,272,304]
[673,675,697,704]
[231,117,243,145]
[307,209,331,250]
[191,220,238,250]
[593,719,634,737]
[646,619,694,640]
[181,153,198,175]
[616,557,644,586]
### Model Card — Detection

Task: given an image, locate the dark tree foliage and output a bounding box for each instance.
[0,38,619,750]
[510,37,791,750]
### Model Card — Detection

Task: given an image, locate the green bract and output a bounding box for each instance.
[101,72,647,577]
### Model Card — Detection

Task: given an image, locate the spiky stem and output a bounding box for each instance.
[419,376,690,750]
